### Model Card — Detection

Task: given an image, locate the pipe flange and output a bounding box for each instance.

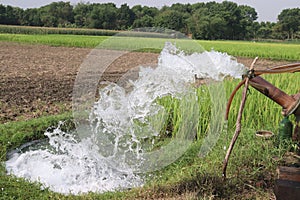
[285,93,300,116]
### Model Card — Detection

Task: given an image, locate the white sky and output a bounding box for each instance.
[0,0,299,22]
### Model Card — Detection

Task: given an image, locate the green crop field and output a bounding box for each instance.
[1,31,300,199]
[0,25,119,36]
[0,33,300,60]
[198,40,300,61]
[0,33,107,48]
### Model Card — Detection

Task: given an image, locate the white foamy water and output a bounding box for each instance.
[6,42,246,194]
[6,123,143,194]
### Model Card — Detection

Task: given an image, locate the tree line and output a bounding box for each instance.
[0,1,299,40]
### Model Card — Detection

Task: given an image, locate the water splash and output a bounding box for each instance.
[6,42,246,194]
[6,123,142,194]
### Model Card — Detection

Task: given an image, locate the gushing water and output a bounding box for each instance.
[5,43,246,194]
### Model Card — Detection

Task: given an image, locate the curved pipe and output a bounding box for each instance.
[225,63,300,120]
[225,79,246,120]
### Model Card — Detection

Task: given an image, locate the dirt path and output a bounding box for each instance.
[0,41,291,123]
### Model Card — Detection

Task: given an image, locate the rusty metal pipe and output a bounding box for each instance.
[249,76,296,111]
[253,63,300,76]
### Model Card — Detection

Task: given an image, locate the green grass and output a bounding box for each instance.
[0,34,108,48]
[1,72,299,199]
[0,33,203,53]
[138,73,300,199]
[0,25,119,36]
[1,33,300,60]
[0,113,72,152]
[198,40,300,61]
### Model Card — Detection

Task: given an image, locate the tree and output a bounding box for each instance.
[239,5,258,39]
[22,8,42,26]
[277,8,300,39]
[73,3,92,27]
[86,3,118,29]
[170,3,192,13]
[257,22,276,39]
[0,5,23,25]
[116,4,135,30]
[154,9,186,33]
[0,1,265,40]
[132,5,158,28]
[39,1,73,27]
[0,4,6,24]
[132,5,143,19]
[133,15,154,28]
[190,2,205,13]
[101,3,118,29]
[251,21,260,39]
[187,7,227,40]
[141,6,159,18]
[219,1,242,40]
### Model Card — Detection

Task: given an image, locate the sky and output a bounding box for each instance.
[0,0,299,22]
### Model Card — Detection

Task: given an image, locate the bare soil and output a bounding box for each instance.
[0,41,291,123]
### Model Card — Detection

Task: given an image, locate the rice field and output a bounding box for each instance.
[0,33,299,60]
[198,40,300,61]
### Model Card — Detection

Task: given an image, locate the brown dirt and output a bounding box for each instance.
[0,41,292,123]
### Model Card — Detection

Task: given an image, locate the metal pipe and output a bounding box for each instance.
[249,76,299,115]
[253,63,300,76]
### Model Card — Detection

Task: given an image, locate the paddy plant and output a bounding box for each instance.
[198,40,300,61]
[1,33,299,60]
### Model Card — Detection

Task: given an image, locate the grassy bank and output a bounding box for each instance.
[0,33,300,61]
[1,72,299,199]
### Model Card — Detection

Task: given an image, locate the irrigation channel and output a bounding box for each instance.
[5,31,247,195]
